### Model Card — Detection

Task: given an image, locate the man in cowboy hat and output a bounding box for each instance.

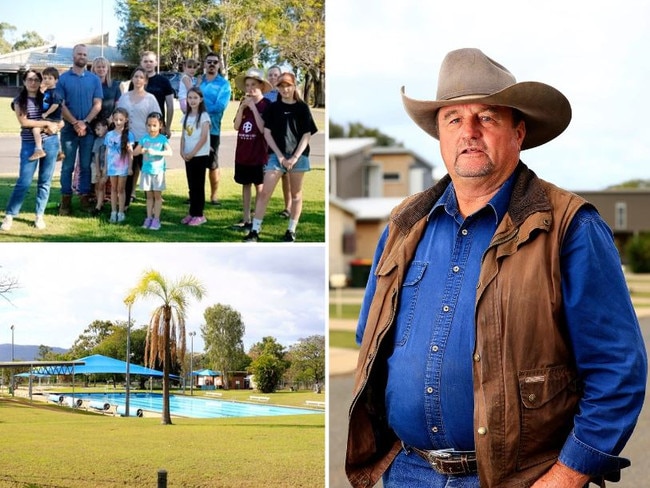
[346,48,647,488]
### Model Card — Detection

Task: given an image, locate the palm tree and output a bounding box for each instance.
[125,269,206,424]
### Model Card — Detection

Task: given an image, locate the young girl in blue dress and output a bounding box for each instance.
[133,112,172,230]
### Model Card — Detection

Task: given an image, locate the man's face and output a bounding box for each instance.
[73,47,88,69]
[437,103,525,182]
[204,57,220,75]
[141,55,158,74]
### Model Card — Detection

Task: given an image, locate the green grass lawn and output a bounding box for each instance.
[329,329,359,350]
[328,303,361,320]
[0,394,324,488]
[0,167,325,242]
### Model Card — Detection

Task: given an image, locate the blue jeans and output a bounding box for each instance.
[60,124,95,195]
[6,136,59,217]
[383,449,480,488]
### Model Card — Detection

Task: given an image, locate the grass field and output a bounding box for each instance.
[0,166,325,242]
[0,393,324,488]
[0,97,325,242]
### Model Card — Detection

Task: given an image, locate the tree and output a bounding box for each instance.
[248,336,289,393]
[12,31,47,51]
[329,120,402,147]
[201,303,246,389]
[271,0,325,106]
[115,0,223,69]
[0,268,19,304]
[126,269,206,425]
[250,353,286,393]
[0,22,16,54]
[286,335,324,390]
[68,320,115,358]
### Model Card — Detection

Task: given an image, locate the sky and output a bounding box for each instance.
[0,244,326,353]
[327,0,650,191]
[3,0,121,46]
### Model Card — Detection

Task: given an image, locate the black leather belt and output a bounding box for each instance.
[404,444,478,475]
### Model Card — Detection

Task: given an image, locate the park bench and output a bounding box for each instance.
[304,400,325,409]
[205,391,223,397]
[249,395,270,402]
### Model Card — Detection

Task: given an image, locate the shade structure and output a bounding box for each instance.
[191,368,221,377]
[29,354,172,377]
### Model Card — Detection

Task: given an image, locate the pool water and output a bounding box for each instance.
[71,392,321,419]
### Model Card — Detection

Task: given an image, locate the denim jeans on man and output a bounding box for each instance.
[383,450,479,488]
[6,135,59,216]
[60,124,94,195]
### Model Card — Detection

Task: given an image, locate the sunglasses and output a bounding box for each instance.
[205,60,219,65]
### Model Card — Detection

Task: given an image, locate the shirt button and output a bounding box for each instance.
[528,394,537,403]
[442,305,450,312]
[477,427,488,435]
[426,387,434,394]
[452,265,460,273]
[431,345,439,352]
[473,353,481,362]
[431,426,438,433]
[461,229,468,236]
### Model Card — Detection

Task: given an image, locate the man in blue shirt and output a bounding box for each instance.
[200,52,232,206]
[346,48,647,488]
[56,44,103,215]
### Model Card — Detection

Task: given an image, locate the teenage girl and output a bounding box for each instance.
[105,107,134,223]
[180,87,212,226]
[243,72,318,242]
[133,112,172,230]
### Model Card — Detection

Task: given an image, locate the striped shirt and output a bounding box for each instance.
[12,95,54,144]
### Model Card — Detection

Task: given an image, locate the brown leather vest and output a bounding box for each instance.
[346,164,589,488]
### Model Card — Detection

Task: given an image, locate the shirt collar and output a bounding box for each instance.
[429,170,517,226]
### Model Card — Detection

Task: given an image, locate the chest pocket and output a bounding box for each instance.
[393,261,427,346]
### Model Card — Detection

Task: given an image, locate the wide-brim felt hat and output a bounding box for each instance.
[235,67,273,93]
[401,48,572,150]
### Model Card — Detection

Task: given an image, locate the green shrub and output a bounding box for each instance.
[626,233,650,272]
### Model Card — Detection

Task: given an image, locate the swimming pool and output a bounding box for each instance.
[68,392,321,419]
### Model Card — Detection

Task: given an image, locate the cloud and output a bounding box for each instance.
[0,244,325,351]
[328,0,650,190]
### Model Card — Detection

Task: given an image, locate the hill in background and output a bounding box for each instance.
[0,344,68,362]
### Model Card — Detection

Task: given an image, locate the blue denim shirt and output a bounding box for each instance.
[56,69,103,122]
[357,175,647,474]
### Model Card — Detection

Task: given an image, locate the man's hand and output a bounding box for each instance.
[531,462,590,488]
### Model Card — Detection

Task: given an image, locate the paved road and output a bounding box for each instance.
[329,315,650,488]
[0,130,325,175]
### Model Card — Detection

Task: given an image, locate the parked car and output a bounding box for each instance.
[159,71,181,98]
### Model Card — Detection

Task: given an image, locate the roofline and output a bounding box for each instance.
[0,360,84,368]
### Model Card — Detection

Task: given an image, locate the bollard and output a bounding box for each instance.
[157,469,167,488]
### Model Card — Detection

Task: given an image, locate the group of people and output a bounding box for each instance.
[2,44,318,241]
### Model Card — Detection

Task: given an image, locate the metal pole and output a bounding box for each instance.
[100,0,105,57]
[157,0,161,74]
[189,332,195,396]
[10,325,14,396]
[126,303,131,417]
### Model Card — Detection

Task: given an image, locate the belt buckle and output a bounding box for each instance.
[426,448,453,461]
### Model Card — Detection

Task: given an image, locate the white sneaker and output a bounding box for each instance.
[34,215,46,230]
[117,212,126,223]
[109,211,118,223]
[1,215,13,231]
